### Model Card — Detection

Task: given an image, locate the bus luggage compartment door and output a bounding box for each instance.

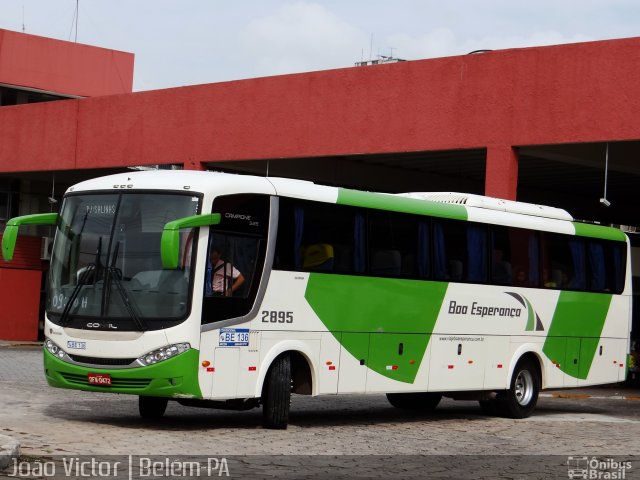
[211,348,240,399]
[337,333,369,393]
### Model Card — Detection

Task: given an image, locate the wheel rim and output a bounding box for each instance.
[514,369,534,406]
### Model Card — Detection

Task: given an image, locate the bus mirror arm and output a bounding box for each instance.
[2,213,58,262]
[161,213,221,269]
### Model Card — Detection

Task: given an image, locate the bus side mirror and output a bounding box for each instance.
[2,213,59,261]
[161,213,221,269]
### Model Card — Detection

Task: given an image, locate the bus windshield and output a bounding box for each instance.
[47,192,200,331]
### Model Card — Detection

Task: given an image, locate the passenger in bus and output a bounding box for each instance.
[205,247,245,297]
[491,249,512,285]
[542,268,557,288]
[514,268,528,287]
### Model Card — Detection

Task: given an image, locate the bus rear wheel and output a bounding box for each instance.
[139,396,168,419]
[262,353,292,429]
[386,392,442,410]
[496,358,540,418]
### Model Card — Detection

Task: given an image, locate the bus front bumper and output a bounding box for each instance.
[43,348,203,399]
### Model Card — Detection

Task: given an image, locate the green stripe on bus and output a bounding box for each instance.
[305,273,448,384]
[572,222,626,242]
[337,189,468,221]
[524,297,535,331]
[542,291,612,380]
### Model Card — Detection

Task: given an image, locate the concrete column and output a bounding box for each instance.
[485,145,519,200]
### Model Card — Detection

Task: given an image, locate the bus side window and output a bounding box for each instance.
[368,211,420,278]
[490,226,512,286]
[502,227,539,288]
[433,219,486,283]
[609,242,626,293]
[542,232,592,291]
[201,194,269,324]
[540,233,556,288]
[590,240,626,294]
[588,241,606,292]
[466,223,487,283]
[279,199,359,275]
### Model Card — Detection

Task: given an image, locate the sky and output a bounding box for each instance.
[0,1,639,91]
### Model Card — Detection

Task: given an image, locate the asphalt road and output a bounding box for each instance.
[1,345,639,479]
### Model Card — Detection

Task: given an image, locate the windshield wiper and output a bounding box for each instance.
[105,241,148,331]
[59,236,104,327]
[59,264,95,327]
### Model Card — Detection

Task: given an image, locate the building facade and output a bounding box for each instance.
[1,28,639,340]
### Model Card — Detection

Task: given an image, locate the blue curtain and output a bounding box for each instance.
[466,225,487,282]
[433,223,446,279]
[568,239,586,290]
[588,242,606,291]
[528,234,540,286]
[294,207,304,270]
[354,213,366,273]
[418,222,429,278]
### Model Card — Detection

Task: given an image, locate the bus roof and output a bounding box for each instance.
[66,170,625,242]
[398,192,574,221]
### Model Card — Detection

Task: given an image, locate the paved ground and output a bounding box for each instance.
[1,344,639,478]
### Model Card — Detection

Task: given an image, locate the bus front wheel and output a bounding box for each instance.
[496,358,540,418]
[139,396,168,419]
[262,353,292,429]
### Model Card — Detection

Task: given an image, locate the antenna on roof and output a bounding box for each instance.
[69,0,79,42]
[369,33,373,61]
[22,5,25,32]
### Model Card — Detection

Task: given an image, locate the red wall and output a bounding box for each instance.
[1,36,640,340]
[0,30,134,341]
[0,236,44,341]
[1,36,639,176]
[0,268,41,341]
[0,29,133,97]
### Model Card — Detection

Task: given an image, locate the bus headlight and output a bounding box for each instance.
[137,343,191,366]
[45,338,71,362]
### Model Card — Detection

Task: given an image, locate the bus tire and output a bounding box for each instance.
[262,353,292,429]
[496,358,540,419]
[386,392,442,410]
[139,396,168,419]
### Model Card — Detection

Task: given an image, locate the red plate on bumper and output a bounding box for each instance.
[88,373,112,386]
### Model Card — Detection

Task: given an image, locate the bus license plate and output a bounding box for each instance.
[88,373,112,386]
[219,328,250,347]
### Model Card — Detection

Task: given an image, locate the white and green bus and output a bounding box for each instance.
[3,171,631,428]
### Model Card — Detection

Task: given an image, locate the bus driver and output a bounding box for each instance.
[205,247,245,297]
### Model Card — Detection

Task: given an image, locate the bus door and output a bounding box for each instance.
[200,194,271,400]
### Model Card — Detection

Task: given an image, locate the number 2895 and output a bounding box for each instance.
[261,311,293,323]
